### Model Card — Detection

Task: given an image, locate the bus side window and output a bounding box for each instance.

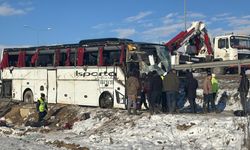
[59,53,67,66]
[103,50,120,66]
[59,50,76,66]
[9,55,18,67]
[37,54,53,67]
[70,52,75,66]
[25,54,33,67]
[84,51,98,66]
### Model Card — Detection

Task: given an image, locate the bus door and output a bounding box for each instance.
[47,69,57,103]
[1,80,12,98]
[113,66,126,105]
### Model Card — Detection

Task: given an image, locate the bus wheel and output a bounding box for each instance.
[23,90,34,103]
[99,92,113,108]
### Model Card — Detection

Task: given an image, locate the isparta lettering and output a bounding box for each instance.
[75,71,117,77]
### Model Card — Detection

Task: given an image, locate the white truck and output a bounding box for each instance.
[166,21,250,74]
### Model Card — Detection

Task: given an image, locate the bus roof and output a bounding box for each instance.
[79,38,133,47]
[3,38,165,53]
[134,42,165,46]
[4,43,79,52]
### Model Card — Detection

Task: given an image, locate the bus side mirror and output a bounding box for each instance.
[223,48,228,53]
[9,66,14,74]
[83,66,88,71]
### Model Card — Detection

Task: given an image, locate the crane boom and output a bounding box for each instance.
[165,21,213,58]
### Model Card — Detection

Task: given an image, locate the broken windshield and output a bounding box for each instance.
[133,43,170,75]
[230,36,250,50]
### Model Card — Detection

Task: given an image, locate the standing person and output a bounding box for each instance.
[186,72,198,113]
[211,73,219,110]
[176,77,187,111]
[161,73,167,112]
[139,79,149,110]
[36,93,48,125]
[126,70,140,115]
[163,69,180,113]
[148,70,163,115]
[146,71,153,112]
[238,71,249,115]
[203,72,214,113]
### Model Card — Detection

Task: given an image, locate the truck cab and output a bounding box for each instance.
[213,34,250,61]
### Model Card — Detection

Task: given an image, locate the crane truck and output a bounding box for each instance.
[165,21,250,74]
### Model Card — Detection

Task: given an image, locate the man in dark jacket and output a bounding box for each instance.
[186,72,198,113]
[148,70,163,115]
[238,71,249,114]
[163,69,179,113]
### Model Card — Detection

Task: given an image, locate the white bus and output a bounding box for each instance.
[0,38,170,108]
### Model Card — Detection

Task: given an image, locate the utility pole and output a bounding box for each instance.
[24,25,52,46]
[184,0,187,30]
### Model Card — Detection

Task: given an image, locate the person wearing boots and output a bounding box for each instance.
[126,70,140,115]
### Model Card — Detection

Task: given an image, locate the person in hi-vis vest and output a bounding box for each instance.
[36,93,48,124]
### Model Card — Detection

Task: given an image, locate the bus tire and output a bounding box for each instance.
[212,67,225,75]
[23,90,34,103]
[99,92,113,108]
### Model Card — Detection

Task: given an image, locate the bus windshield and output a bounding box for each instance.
[230,36,250,50]
[133,43,170,74]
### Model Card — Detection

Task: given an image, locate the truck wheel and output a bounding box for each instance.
[99,92,113,108]
[213,67,225,75]
[23,90,34,103]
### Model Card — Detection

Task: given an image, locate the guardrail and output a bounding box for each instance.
[171,59,250,73]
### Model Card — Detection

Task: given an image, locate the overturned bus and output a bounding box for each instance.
[0,38,170,108]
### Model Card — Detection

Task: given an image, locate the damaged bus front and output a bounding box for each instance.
[126,42,171,76]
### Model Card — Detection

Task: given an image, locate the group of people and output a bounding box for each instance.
[126,69,195,115]
[126,69,249,115]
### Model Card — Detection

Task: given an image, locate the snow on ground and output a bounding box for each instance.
[0,107,249,150]
[63,112,249,150]
[0,127,62,150]
[0,75,249,149]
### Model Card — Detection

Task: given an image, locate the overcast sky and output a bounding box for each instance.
[0,0,250,48]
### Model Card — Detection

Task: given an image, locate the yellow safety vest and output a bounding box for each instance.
[38,98,46,112]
